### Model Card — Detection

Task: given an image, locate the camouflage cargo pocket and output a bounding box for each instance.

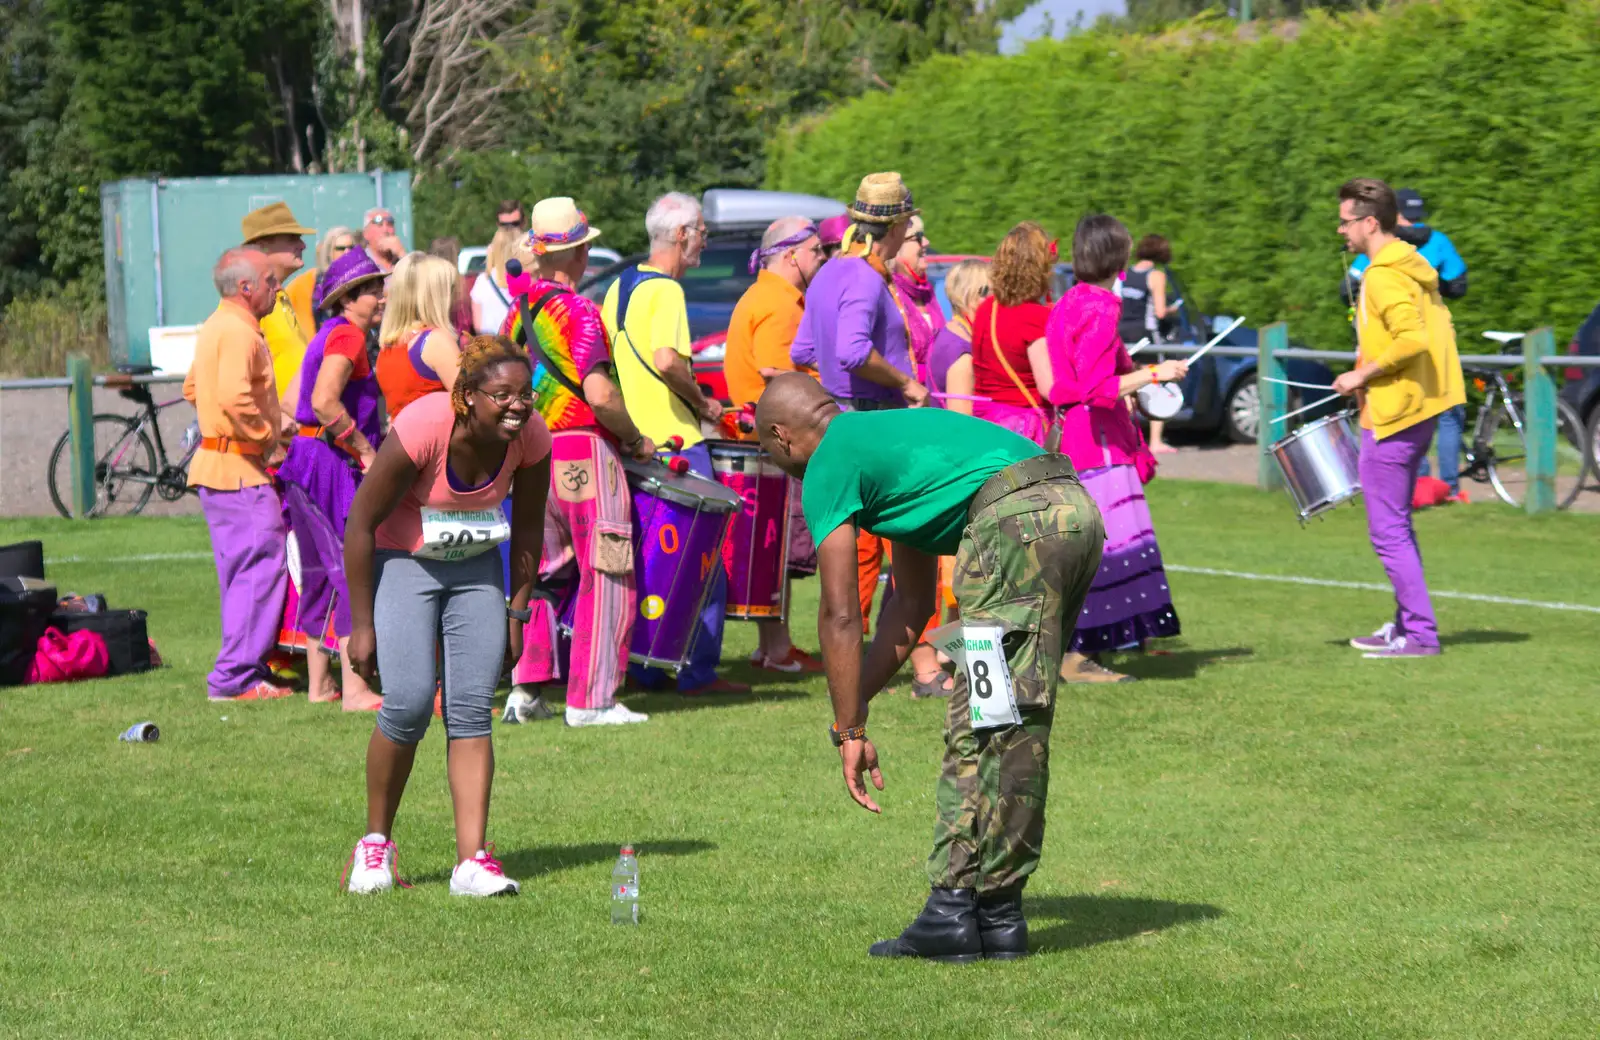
[592,519,634,575]
[971,594,1050,712]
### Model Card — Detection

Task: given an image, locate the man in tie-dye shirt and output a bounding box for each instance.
[499,197,657,727]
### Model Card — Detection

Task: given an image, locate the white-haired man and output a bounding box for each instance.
[363,207,405,272]
[603,191,746,697]
[184,248,295,701]
[723,216,828,674]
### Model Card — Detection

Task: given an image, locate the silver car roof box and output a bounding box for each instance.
[701,189,847,235]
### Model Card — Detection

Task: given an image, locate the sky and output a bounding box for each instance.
[1000,0,1127,53]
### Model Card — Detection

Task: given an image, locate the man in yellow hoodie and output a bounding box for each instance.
[1332,178,1466,658]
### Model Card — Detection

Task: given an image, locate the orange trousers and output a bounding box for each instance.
[857,528,946,640]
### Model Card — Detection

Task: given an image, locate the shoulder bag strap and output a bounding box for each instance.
[514,287,586,399]
[615,268,701,416]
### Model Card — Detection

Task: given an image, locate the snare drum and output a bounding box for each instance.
[707,440,792,621]
[625,458,741,670]
[1269,411,1362,523]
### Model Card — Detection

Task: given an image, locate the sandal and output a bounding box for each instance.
[910,672,955,699]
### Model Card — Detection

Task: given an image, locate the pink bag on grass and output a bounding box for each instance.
[25,627,110,684]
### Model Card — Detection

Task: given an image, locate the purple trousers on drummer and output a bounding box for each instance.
[1359,417,1439,648]
[200,484,288,694]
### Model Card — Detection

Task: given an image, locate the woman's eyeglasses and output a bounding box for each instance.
[483,390,535,407]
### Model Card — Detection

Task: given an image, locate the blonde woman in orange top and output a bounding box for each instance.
[376,252,462,418]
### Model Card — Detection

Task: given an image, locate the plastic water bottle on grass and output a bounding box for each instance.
[611,846,639,925]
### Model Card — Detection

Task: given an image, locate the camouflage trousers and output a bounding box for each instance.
[927,460,1104,894]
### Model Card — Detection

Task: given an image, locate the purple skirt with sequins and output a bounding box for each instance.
[1070,463,1180,653]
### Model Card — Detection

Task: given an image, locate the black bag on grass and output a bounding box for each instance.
[0,541,45,581]
[48,609,152,677]
[0,577,58,685]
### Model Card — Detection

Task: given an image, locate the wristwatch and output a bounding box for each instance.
[505,606,532,623]
[830,722,868,747]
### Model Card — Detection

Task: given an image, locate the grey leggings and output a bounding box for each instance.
[374,549,506,745]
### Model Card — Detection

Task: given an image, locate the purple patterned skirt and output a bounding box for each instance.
[1071,463,1180,653]
[277,437,363,639]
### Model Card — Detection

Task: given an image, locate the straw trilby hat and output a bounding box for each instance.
[528,197,603,254]
[847,172,918,224]
[241,201,315,243]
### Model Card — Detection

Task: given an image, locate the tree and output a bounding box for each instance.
[1119,0,1381,30]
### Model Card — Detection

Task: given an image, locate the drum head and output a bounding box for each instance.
[624,458,742,513]
[1137,382,1184,420]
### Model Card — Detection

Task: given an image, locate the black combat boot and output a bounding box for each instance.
[867,888,982,963]
[977,885,1029,960]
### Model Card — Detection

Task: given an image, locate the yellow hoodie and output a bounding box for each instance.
[1355,240,1466,440]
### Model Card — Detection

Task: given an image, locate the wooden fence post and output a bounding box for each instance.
[67,354,96,519]
[1256,322,1289,491]
[1522,326,1557,515]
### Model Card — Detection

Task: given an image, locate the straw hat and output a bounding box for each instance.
[314,249,385,312]
[846,172,918,225]
[528,197,603,254]
[241,201,315,244]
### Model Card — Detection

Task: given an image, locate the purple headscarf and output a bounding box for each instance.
[748,223,820,274]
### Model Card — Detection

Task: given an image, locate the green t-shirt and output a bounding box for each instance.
[802,410,1043,556]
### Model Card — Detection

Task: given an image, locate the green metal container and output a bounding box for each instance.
[100,172,412,366]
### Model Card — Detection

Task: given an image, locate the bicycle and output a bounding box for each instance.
[1457,331,1588,510]
[46,363,200,518]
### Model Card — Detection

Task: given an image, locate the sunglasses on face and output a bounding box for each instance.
[498,219,523,229]
[908,233,927,245]
[368,215,394,227]
[483,389,535,407]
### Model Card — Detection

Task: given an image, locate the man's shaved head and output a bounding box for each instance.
[756,372,839,478]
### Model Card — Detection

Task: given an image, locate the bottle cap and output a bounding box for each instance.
[620,845,635,856]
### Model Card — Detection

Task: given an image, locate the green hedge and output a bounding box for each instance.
[768,0,1600,352]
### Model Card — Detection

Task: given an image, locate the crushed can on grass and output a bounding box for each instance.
[119,722,159,743]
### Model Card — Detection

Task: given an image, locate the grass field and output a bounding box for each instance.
[2,482,1597,1039]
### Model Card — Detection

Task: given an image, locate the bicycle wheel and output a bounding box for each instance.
[46,415,159,518]
[1483,396,1586,509]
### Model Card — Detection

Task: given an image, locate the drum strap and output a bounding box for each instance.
[986,305,1062,452]
[514,287,585,400]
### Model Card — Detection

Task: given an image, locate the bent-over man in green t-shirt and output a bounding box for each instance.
[755,373,1105,963]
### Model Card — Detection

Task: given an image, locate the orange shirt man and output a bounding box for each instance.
[724,217,825,672]
[183,249,294,701]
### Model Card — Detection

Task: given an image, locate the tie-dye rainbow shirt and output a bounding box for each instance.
[500,279,611,432]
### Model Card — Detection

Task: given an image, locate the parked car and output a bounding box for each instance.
[923,255,1339,442]
[1560,299,1600,463]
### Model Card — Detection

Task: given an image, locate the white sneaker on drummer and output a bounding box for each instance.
[449,848,520,897]
[565,703,649,727]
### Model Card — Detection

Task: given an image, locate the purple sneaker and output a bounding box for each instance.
[1349,622,1396,651]
[1362,636,1440,659]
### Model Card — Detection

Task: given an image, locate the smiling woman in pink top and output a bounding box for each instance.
[1028,214,1188,684]
[340,335,552,899]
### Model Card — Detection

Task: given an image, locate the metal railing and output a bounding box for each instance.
[6,335,1600,518]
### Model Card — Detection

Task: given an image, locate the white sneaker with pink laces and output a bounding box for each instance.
[344,834,404,894]
[450,848,520,897]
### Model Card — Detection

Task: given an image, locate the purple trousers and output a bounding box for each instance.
[200,484,289,694]
[1359,418,1439,649]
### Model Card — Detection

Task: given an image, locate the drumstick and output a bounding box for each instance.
[1125,337,1153,356]
[1184,316,1247,365]
[1269,396,1339,425]
[1263,377,1335,390]
[930,392,993,402]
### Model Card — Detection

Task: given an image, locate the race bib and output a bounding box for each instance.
[927,621,1022,730]
[415,507,510,561]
